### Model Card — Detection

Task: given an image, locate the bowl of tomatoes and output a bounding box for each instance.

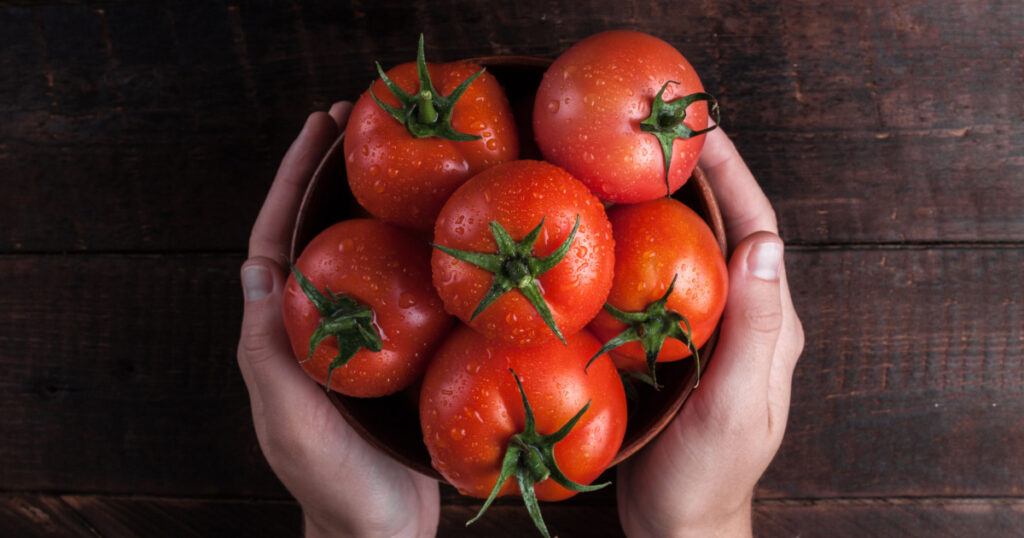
[288,31,727,536]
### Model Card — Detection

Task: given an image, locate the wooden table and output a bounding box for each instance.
[2,1,1021,536]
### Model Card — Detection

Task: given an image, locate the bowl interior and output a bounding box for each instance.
[290,57,726,481]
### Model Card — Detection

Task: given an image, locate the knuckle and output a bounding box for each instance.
[744,304,783,335]
[239,324,279,367]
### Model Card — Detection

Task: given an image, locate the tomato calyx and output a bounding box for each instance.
[432,215,580,344]
[639,81,720,196]
[467,369,608,538]
[289,264,383,391]
[370,34,484,141]
[587,275,701,389]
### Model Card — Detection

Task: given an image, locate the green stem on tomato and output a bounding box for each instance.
[466,370,609,538]
[586,274,701,390]
[432,215,580,344]
[369,34,483,141]
[289,264,382,392]
[639,81,720,196]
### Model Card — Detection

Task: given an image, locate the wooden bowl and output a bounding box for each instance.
[290,56,726,480]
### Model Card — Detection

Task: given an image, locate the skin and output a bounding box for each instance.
[534,30,710,203]
[283,219,453,397]
[238,103,802,537]
[345,61,519,231]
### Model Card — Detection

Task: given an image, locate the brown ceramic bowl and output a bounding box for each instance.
[290,56,726,481]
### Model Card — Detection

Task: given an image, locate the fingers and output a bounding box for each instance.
[248,110,340,261]
[328,101,354,130]
[238,257,322,428]
[699,128,778,246]
[702,231,785,411]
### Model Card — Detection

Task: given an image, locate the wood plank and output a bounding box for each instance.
[2,1,1021,252]
[0,248,1020,499]
[0,495,98,538]
[765,246,1024,498]
[754,498,1024,538]
[62,495,300,538]
[0,254,287,498]
[3,494,1023,537]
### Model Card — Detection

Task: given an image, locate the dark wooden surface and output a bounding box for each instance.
[2,1,1021,536]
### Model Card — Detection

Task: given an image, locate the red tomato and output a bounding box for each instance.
[420,325,626,533]
[588,198,727,377]
[282,219,453,397]
[431,160,614,346]
[345,38,519,231]
[533,30,717,203]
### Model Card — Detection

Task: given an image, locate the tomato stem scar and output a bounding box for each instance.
[369,34,484,141]
[466,369,606,538]
[639,81,720,197]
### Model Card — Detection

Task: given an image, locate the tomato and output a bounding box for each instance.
[533,30,717,203]
[588,197,727,384]
[344,36,519,231]
[282,219,453,397]
[431,159,614,346]
[420,324,627,535]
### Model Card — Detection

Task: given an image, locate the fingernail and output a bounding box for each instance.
[242,264,273,302]
[747,240,783,281]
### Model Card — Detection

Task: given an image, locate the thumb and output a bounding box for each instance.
[702,232,785,407]
[238,257,319,427]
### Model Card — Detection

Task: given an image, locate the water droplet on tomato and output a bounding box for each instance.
[547,100,560,114]
[505,312,518,324]
[361,144,370,156]
[369,165,380,175]
[583,152,595,163]
[399,293,417,308]
[471,121,487,130]
[372,180,385,193]
[485,139,498,151]
[387,168,399,178]
[450,427,466,440]
[339,238,354,252]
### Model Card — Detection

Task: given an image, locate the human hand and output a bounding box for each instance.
[616,128,805,537]
[237,103,439,538]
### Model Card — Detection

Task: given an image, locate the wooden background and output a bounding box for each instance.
[2,0,1022,536]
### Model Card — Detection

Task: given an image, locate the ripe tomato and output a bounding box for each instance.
[533,30,717,203]
[344,37,519,231]
[431,159,614,346]
[282,219,453,397]
[420,325,627,535]
[588,197,727,383]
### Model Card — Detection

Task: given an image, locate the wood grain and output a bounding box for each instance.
[3,495,1023,537]
[1,249,1020,498]
[2,0,1022,535]
[2,1,1021,252]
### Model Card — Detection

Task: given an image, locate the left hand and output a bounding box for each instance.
[237,102,440,538]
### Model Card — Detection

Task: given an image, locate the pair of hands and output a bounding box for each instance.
[237,102,804,537]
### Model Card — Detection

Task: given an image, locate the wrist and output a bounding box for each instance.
[623,495,753,538]
[673,501,752,538]
[303,512,436,538]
